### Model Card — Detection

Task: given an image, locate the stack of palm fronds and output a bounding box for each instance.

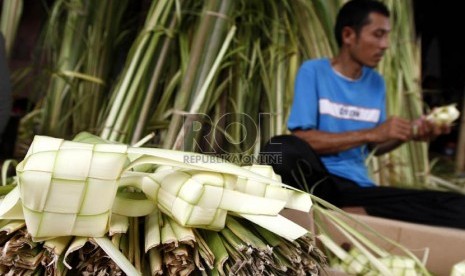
[12,0,428,182]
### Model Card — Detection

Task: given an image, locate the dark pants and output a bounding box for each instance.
[260,135,465,229]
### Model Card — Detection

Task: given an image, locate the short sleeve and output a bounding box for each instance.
[287,62,319,131]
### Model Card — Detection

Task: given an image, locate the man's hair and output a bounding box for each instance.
[334,0,390,47]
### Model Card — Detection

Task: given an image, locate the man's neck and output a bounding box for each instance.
[331,53,363,80]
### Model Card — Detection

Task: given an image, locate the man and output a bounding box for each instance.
[284,0,465,229]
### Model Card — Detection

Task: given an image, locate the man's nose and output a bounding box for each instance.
[380,36,390,50]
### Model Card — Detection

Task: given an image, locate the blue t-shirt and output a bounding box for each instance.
[287,58,386,187]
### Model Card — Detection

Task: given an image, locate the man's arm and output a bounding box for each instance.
[293,129,372,155]
[293,117,412,155]
[368,140,403,155]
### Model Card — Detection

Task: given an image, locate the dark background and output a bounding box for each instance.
[414,0,464,156]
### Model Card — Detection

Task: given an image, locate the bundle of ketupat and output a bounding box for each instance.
[318,233,420,276]
[311,198,431,276]
[0,133,326,275]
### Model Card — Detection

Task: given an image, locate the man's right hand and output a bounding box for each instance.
[368,116,412,143]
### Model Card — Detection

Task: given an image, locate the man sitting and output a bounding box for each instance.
[272,0,465,229]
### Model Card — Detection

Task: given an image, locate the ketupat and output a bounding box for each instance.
[0,134,325,275]
[426,104,460,126]
[411,104,460,140]
[1,135,311,242]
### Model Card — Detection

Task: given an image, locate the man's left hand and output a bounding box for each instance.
[411,116,451,142]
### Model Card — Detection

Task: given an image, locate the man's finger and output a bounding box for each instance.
[433,125,443,136]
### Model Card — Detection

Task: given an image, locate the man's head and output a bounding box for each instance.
[335,0,391,67]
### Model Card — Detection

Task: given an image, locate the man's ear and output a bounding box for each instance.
[341,26,356,46]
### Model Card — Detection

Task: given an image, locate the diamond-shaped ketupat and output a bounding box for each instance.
[16,136,128,239]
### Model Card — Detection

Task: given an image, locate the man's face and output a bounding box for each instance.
[346,12,391,68]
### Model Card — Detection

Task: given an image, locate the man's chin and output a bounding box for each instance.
[356,57,381,68]
[364,61,380,68]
